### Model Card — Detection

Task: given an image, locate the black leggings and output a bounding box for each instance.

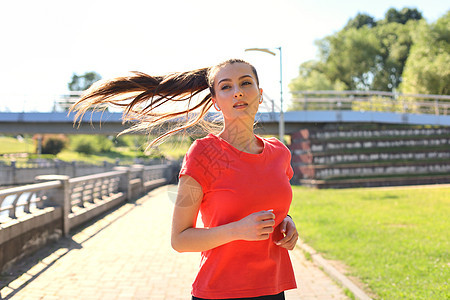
[192,291,285,300]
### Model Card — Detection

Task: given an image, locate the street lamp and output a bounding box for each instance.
[245,47,285,144]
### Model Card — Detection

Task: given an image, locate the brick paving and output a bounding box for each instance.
[1,185,348,300]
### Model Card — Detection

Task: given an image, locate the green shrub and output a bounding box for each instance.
[41,134,67,155]
[72,136,95,154]
[95,135,113,152]
[70,135,114,154]
[112,136,129,147]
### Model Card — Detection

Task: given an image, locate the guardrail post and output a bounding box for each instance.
[54,159,60,174]
[133,164,145,196]
[61,177,71,236]
[11,161,17,185]
[169,161,181,184]
[35,175,71,237]
[71,161,77,177]
[114,166,132,201]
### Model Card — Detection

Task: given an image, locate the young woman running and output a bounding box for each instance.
[71,59,298,300]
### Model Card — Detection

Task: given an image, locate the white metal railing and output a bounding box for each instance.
[69,170,123,211]
[53,91,280,113]
[53,91,84,111]
[291,90,450,116]
[0,180,60,221]
[0,163,175,225]
[0,162,177,274]
[0,159,166,186]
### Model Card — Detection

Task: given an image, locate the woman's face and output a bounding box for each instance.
[212,63,262,121]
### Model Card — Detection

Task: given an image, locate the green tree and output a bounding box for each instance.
[289,7,433,96]
[372,21,415,90]
[55,71,102,111]
[400,12,450,95]
[68,71,102,91]
[383,7,423,25]
[70,135,113,155]
[40,134,68,155]
[345,13,377,29]
[318,26,381,90]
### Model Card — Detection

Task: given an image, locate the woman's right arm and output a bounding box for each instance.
[171,175,275,253]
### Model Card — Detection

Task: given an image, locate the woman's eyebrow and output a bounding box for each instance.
[218,75,253,85]
[239,75,253,81]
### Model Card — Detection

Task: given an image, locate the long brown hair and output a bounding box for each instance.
[70,59,259,147]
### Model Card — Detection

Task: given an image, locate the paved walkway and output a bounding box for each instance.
[1,185,348,300]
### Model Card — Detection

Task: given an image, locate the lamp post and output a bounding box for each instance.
[245,47,284,144]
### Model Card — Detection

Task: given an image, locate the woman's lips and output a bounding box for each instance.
[233,102,248,109]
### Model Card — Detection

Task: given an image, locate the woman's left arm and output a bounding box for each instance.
[274,216,299,250]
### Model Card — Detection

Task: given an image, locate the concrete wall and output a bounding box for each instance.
[290,125,450,188]
[0,207,62,272]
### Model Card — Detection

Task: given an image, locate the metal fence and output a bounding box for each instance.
[0,162,178,272]
[0,158,166,186]
[0,163,177,230]
[291,90,450,115]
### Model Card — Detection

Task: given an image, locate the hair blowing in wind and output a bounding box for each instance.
[69,59,258,147]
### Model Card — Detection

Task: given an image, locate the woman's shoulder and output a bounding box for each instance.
[261,136,290,152]
[185,134,217,156]
[189,134,215,148]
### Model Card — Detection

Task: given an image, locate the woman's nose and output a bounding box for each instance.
[233,87,243,98]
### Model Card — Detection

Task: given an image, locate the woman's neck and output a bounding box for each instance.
[218,119,262,154]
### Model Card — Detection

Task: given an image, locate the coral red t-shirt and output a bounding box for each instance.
[179,133,297,299]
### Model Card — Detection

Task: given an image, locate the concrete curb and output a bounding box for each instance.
[296,240,372,300]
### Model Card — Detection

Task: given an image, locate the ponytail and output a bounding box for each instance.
[70,58,258,148]
[70,68,214,147]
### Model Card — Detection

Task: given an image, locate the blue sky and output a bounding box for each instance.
[0,0,448,112]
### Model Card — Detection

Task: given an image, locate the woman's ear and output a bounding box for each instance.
[212,99,221,111]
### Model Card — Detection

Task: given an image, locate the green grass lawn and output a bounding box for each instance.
[0,135,191,163]
[289,186,449,299]
[0,136,35,154]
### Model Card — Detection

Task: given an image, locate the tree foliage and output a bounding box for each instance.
[318,26,381,90]
[289,8,448,101]
[400,12,450,95]
[70,135,113,155]
[68,71,102,91]
[372,21,414,90]
[40,134,68,155]
[383,7,423,25]
[345,13,377,29]
[56,71,103,112]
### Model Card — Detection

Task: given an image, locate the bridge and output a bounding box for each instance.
[1,90,449,189]
[1,91,449,135]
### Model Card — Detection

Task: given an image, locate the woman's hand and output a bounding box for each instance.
[233,210,276,241]
[274,216,298,250]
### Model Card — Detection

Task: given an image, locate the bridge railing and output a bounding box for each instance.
[0,158,167,186]
[53,91,281,113]
[291,90,450,115]
[0,162,179,272]
[0,180,61,220]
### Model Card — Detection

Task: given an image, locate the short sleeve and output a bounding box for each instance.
[268,137,294,180]
[179,140,211,193]
[285,148,294,180]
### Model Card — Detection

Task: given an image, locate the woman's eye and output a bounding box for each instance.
[242,81,252,86]
[221,85,231,90]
